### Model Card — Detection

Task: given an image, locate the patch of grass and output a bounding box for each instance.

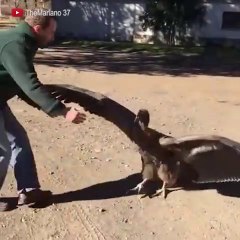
[58,40,240,64]
[216,46,240,59]
[59,40,204,55]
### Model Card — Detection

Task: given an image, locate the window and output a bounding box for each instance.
[222,11,240,30]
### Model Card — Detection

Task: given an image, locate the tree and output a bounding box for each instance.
[139,0,206,45]
[13,0,20,7]
[24,0,28,9]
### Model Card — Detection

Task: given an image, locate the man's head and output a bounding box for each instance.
[24,11,57,47]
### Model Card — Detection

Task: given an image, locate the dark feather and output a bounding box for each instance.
[17,84,149,148]
[160,135,240,184]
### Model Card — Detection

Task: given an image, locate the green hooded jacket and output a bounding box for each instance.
[0,21,65,116]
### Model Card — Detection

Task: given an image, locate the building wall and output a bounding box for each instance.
[192,2,240,40]
[52,0,240,42]
[52,0,146,41]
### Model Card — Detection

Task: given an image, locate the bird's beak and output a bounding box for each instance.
[134,116,139,123]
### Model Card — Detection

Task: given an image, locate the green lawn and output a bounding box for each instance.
[59,40,240,61]
[60,40,203,55]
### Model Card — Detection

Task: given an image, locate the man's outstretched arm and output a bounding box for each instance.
[0,39,66,117]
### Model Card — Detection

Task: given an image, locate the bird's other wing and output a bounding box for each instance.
[17,84,144,145]
[160,134,240,156]
[160,135,225,155]
[160,135,240,184]
[186,142,240,184]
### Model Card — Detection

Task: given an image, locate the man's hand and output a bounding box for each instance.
[64,107,86,124]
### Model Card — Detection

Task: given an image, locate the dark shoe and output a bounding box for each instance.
[0,200,10,212]
[17,189,52,207]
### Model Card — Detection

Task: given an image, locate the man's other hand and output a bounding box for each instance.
[65,107,86,124]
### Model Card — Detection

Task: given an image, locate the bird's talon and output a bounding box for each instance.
[151,186,182,198]
[163,190,166,199]
[126,179,148,195]
[126,185,142,195]
[149,182,167,198]
[138,195,144,199]
[139,194,148,199]
[150,190,162,198]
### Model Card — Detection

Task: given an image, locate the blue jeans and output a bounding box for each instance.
[0,104,40,192]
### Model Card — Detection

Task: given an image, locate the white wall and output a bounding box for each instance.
[193,3,240,40]
[52,0,240,42]
[52,0,146,41]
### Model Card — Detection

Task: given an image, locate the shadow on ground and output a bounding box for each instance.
[52,173,143,203]
[35,43,240,77]
[4,173,240,211]
[49,176,240,206]
[184,182,240,198]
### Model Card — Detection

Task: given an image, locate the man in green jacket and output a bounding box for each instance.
[0,14,86,211]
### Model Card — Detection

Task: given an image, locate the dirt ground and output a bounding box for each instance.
[1,48,240,240]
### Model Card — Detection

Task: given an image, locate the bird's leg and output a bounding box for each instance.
[153,181,167,198]
[151,182,183,199]
[126,178,148,195]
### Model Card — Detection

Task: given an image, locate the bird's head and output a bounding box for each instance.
[134,109,150,131]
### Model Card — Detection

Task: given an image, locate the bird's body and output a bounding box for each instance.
[138,148,183,198]
[131,109,240,198]
[128,109,182,197]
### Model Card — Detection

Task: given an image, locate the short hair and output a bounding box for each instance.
[24,9,56,29]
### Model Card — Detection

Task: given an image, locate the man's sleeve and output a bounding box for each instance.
[0,40,66,117]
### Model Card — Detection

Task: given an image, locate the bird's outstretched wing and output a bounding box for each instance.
[17,84,145,146]
[160,135,240,184]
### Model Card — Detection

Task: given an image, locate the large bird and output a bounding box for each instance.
[134,108,240,198]
[17,84,240,198]
[128,109,185,198]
